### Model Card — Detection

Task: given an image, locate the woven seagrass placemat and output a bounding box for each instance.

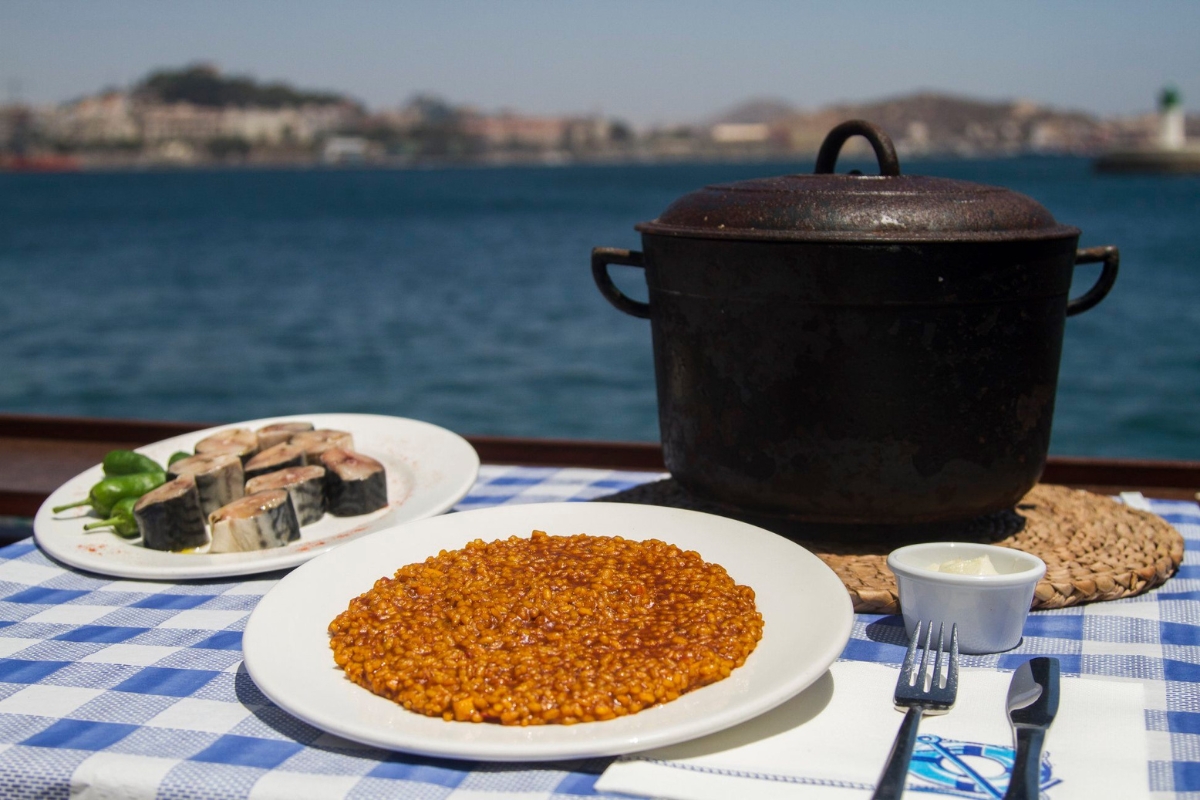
[597,480,1184,614]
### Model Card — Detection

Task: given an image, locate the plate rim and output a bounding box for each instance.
[243,501,854,761]
[33,412,480,580]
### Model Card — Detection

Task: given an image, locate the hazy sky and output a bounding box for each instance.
[3,1,1198,125]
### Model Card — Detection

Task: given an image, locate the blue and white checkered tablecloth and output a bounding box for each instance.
[0,464,1195,799]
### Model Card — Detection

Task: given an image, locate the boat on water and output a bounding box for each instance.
[0,153,81,173]
[1094,148,1200,174]
[1095,86,1200,174]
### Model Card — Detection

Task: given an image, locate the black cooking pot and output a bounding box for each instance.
[592,120,1118,525]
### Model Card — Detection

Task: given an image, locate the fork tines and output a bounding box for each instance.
[895,620,959,714]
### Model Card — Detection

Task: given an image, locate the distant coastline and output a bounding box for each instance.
[3,64,1197,171]
[0,148,1103,176]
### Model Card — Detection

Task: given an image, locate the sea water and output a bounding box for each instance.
[1,158,1197,459]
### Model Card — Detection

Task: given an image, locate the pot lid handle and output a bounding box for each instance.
[814,119,901,176]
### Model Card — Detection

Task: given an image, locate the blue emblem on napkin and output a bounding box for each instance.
[907,734,1061,797]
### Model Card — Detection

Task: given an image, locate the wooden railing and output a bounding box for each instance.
[1,413,1197,517]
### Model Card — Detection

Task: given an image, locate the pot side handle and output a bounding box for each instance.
[592,247,650,319]
[1067,246,1119,316]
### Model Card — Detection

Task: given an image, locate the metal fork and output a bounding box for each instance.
[871,621,960,800]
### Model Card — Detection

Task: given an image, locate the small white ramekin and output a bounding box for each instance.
[887,542,1046,655]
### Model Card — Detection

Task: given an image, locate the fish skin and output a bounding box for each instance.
[209,491,301,553]
[291,429,354,465]
[168,454,244,517]
[135,477,210,552]
[322,449,387,517]
[246,466,326,526]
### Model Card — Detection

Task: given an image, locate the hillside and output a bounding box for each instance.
[711,91,1110,155]
[136,64,352,109]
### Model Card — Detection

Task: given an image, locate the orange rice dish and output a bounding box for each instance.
[328,530,764,725]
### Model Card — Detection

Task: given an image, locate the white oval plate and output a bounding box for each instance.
[34,413,480,580]
[243,501,853,761]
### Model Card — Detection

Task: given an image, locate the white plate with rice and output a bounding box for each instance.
[243,501,853,761]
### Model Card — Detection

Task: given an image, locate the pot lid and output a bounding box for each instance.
[634,120,1080,243]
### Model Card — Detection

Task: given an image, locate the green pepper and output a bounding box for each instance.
[167,451,191,466]
[52,471,167,517]
[102,450,164,477]
[82,497,139,538]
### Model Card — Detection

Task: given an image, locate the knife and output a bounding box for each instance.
[1002,657,1060,800]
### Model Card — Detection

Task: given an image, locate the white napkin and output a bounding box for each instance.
[597,660,1148,800]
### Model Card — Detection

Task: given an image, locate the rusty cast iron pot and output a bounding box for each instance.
[592,120,1119,526]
